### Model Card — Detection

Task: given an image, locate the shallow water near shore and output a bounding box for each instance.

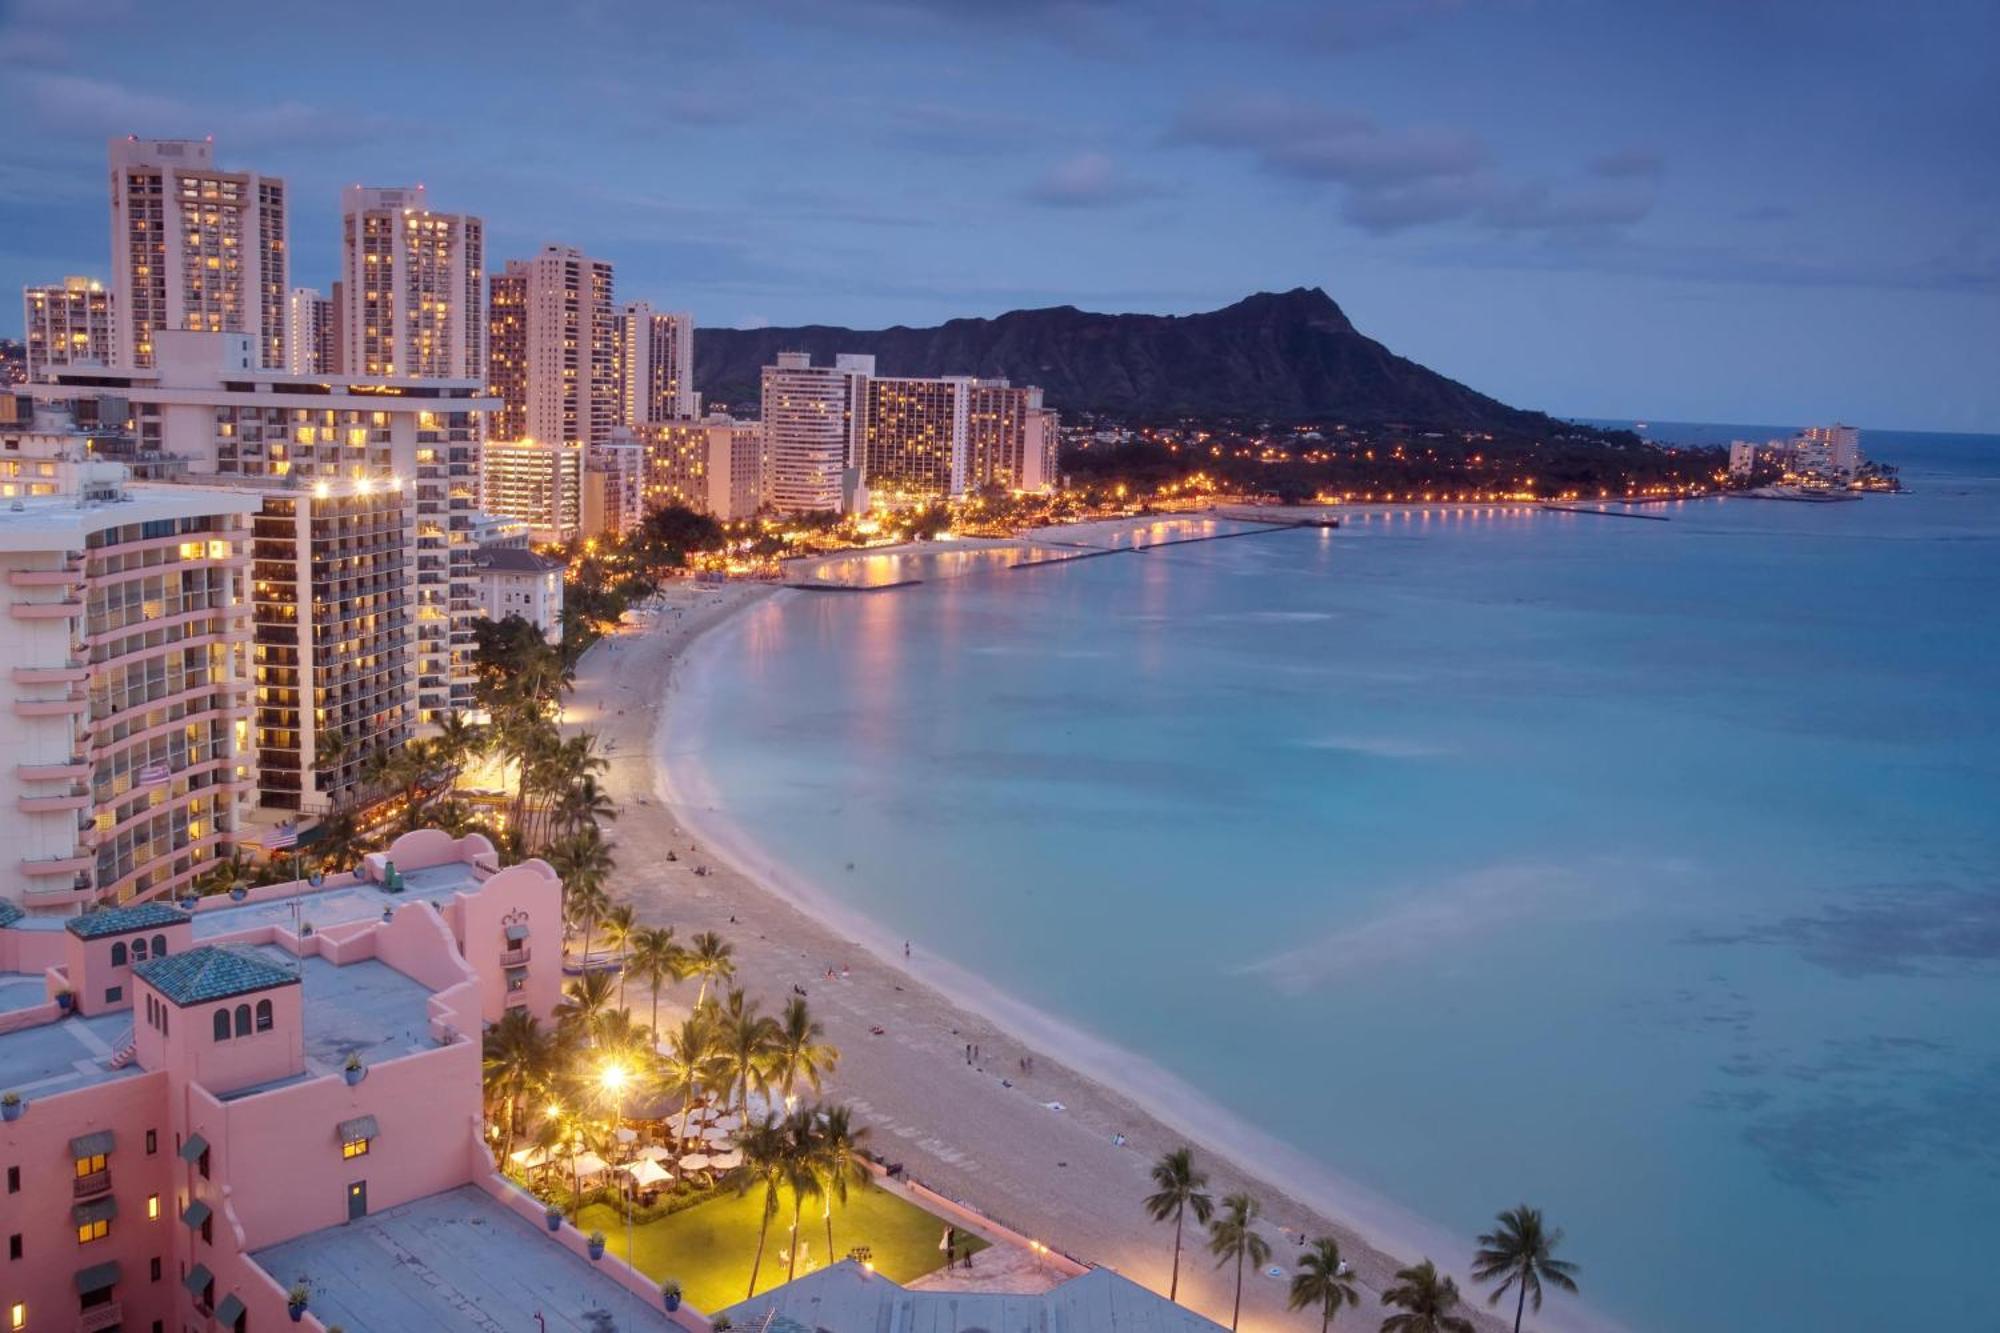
[666,428,2000,1333]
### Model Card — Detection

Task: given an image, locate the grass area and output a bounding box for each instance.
[578,1181,986,1316]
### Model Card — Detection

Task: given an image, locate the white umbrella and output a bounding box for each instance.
[678,1153,713,1171]
[664,1108,701,1134]
[639,1145,673,1162]
[614,1127,638,1144]
[571,1151,610,1179]
[707,1148,743,1170]
[622,1159,672,1187]
[509,1146,552,1168]
[709,1111,743,1130]
[699,1123,733,1142]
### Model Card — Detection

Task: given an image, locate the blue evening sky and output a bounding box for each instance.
[1,0,1994,431]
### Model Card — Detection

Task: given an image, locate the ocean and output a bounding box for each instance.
[664,426,2000,1333]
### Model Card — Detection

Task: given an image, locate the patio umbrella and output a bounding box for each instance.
[707,1148,743,1170]
[698,1123,733,1142]
[571,1151,611,1179]
[622,1159,672,1187]
[638,1145,674,1162]
[509,1145,553,1168]
[614,1127,639,1145]
[709,1111,744,1131]
[678,1153,713,1171]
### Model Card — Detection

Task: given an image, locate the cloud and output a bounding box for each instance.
[1023,152,1162,208]
[1172,92,1658,236]
[10,72,416,153]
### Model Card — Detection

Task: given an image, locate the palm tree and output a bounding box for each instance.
[735,1114,790,1299]
[815,1103,871,1261]
[556,772,618,836]
[1144,1147,1215,1303]
[781,1107,826,1283]
[481,1008,551,1163]
[771,996,839,1102]
[660,1015,723,1162]
[1289,1237,1360,1333]
[1207,1192,1271,1331]
[685,930,736,1009]
[561,969,620,1047]
[1380,1260,1475,1333]
[600,902,636,1007]
[561,874,610,967]
[626,926,683,1036]
[717,989,780,1116]
[1471,1206,1579,1333]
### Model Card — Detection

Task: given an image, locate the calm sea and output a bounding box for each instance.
[667,425,2000,1333]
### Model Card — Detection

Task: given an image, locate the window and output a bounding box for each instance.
[254,999,272,1031]
[146,1194,160,1220]
[103,986,122,1005]
[111,942,128,966]
[233,1004,250,1037]
[7,1301,20,1331]
[76,1217,108,1243]
[212,1010,229,1042]
[152,934,167,957]
[145,1130,157,1156]
[151,1256,161,1280]
[341,1137,370,1160]
[130,938,148,963]
[4,1167,15,1194]
[6,1234,17,1259]
[74,1153,105,1180]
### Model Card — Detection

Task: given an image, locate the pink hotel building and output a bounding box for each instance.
[0,829,702,1333]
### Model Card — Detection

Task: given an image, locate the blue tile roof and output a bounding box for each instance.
[64,902,190,939]
[0,900,22,928]
[133,945,298,1006]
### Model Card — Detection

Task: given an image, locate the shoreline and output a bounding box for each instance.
[577,570,1617,1333]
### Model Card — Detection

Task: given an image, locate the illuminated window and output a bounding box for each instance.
[147,1194,160,1220]
[7,1300,22,1330]
[74,1154,106,1179]
[76,1217,108,1243]
[341,1137,370,1160]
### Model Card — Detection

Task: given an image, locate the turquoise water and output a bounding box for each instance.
[670,429,2000,1333]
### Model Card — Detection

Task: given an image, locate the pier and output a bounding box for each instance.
[1539,503,1672,522]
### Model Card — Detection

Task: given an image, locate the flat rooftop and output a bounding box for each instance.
[726,1261,1231,1333]
[253,1184,682,1333]
[251,945,436,1072]
[190,862,483,941]
[0,1010,143,1100]
[0,972,49,1016]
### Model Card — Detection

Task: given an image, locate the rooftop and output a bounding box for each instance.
[0,901,22,929]
[264,946,438,1074]
[723,1261,1230,1333]
[134,944,297,1006]
[64,901,191,939]
[252,1185,683,1333]
[0,972,49,1016]
[473,546,563,574]
[0,1010,142,1100]
[188,863,484,942]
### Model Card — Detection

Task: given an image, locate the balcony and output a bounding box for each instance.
[18,758,91,782]
[10,597,84,620]
[500,944,531,967]
[77,1302,123,1333]
[12,662,89,686]
[21,853,94,878]
[73,1168,111,1198]
[19,785,92,815]
[6,567,84,589]
[504,991,531,1009]
[16,692,88,717]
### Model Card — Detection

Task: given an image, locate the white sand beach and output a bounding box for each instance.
[569,570,1613,1333]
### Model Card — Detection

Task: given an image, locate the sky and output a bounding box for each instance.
[1,0,1995,432]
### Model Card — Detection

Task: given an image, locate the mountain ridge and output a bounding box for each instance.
[690,287,1557,432]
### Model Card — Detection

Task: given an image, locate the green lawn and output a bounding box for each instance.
[578,1181,986,1316]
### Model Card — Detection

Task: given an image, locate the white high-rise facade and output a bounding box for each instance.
[761,352,873,513]
[618,302,696,424]
[490,246,617,448]
[107,137,287,370]
[22,276,114,379]
[340,185,486,381]
[286,286,334,374]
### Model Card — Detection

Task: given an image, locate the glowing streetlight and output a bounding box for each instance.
[599,1061,634,1264]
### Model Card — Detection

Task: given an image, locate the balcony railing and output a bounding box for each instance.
[73,1168,110,1198]
[500,945,531,967]
[77,1301,123,1333]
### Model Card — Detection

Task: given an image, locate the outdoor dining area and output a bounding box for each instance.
[508,1096,749,1204]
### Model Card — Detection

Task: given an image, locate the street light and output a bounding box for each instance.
[599,1062,633,1269]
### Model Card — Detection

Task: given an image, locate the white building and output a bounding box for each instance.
[482,439,582,543]
[1023,398,1060,491]
[22,276,114,379]
[108,137,288,370]
[1728,440,1759,479]
[705,414,767,519]
[619,302,696,424]
[489,246,617,448]
[583,437,646,538]
[286,286,335,375]
[0,423,260,912]
[473,547,565,643]
[761,351,872,513]
[340,185,486,381]
[28,330,494,725]
[1792,424,1863,479]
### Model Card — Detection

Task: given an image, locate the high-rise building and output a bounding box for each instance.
[761,351,872,513]
[583,437,645,538]
[705,414,767,519]
[489,246,616,448]
[107,137,287,370]
[1792,423,1862,478]
[482,440,582,543]
[286,286,335,374]
[340,185,486,381]
[0,415,260,912]
[863,375,973,502]
[1023,398,1061,492]
[632,417,710,511]
[618,302,696,424]
[22,276,114,379]
[29,330,494,729]
[328,279,347,374]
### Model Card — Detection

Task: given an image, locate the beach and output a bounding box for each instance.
[567,561,1536,1333]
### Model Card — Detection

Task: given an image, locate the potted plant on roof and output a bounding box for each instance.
[587,1229,607,1261]
[1,1091,24,1122]
[342,1053,365,1087]
[544,1201,564,1231]
[179,892,199,910]
[286,1283,309,1322]
[661,1278,683,1313]
[54,988,73,1013]
[230,884,249,902]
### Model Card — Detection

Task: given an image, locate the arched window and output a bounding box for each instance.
[233,1003,251,1037]
[254,999,273,1032]
[131,938,149,962]
[152,934,168,958]
[110,942,127,967]
[213,1009,230,1042]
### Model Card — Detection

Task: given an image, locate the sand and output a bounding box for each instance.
[569,567,1596,1333]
